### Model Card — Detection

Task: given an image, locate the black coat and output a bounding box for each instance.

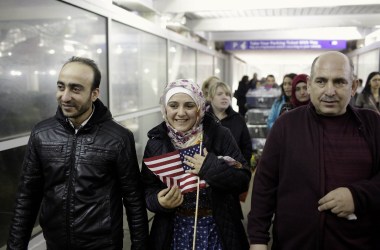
[235,80,250,107]
[141,113,251,250]
[7,99,148,250]
[209,106,253,164]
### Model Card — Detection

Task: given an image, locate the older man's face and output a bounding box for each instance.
[307,53,357,116]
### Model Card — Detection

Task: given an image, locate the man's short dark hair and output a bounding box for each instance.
[63,56,101,90]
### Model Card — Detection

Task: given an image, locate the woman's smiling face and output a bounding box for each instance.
[166,93,198,132]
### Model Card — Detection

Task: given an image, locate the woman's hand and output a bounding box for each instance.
[157,186,183,209]
[184,148,208,175]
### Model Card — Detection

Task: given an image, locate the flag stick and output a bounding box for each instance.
[192,134,203,250]
[192,177,200,250]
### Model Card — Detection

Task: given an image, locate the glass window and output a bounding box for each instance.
[214,56,226,81]
[196,51,214,85]
[118,112,163,164]
[357,49,380,82]
[168,41,196,82]
[110,21,167,115]
[0,0,107,141]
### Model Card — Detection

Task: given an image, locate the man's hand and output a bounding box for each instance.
[318,187,355,218]
[157,186,183,209]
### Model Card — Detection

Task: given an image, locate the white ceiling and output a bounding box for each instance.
[115,0,380,42]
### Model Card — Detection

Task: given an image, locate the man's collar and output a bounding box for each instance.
[68,104,95,133]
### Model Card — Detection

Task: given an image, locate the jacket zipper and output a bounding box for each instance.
[66,135,77,248]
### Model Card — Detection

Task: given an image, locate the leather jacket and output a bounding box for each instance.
[7,99,148,250]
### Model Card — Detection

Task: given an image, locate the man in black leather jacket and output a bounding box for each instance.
[7,57,148,249]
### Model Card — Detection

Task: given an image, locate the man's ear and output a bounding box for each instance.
[351,79,359,97]
[91,88,100,101]
[306,76,311,94]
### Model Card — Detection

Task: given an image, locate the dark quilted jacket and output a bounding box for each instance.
[7,99,148,250]
[141,113,251,250]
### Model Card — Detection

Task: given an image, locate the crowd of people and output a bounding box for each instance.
[6,51,380,250]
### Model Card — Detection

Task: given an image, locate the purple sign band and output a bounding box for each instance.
[224,40,346,50]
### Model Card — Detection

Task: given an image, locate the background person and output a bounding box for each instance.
[249,73,259,90]
[207,80,253,206]
[355,71,380,113]
[201,75,220,102]
[234,75,251,116]
[207,81,252,164]
[279,73,310,115]
[247,51,380,250]
[266,73,296,129]
[141,79,251,250]
[7,57,149,249]
[262,74,278,89]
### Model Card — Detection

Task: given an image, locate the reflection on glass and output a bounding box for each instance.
[0,146,26,246]
[168,41,196,82]
[118,112,162,165]
[214,57,225,81]
[357,50,380,81]
[0,0,107,141]
[196,51,213,85]
[0,0,108,245]
[110,21,167,116]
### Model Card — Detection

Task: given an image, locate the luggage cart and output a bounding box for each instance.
[245,87,280,163]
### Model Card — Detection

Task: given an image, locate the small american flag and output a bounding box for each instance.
[144,144,206,193]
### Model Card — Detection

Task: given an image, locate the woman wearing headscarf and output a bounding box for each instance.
[141,79,251,250]
[279,73,310,115]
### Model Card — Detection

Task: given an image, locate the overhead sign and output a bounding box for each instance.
[224,40,346,50]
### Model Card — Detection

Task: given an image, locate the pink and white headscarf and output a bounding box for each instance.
[160,79,206,148]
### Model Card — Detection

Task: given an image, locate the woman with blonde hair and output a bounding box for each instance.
[207,80,253,217]
[207,81,252,165]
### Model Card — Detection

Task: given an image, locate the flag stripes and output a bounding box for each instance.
[144,144,206,193]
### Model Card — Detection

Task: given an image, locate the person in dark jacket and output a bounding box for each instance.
[248,51,380,250]
[7,56,149,250]
[207,81,252,165]
[234,75,251,116]
[141,79,251,250]
[249,73,259,90]
[207,80,253,214]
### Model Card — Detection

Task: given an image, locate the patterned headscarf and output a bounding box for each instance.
[160,79,206,148]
